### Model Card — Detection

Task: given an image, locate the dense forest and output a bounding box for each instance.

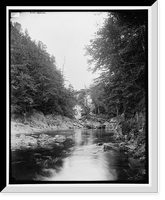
[85,11,147,119]
[10,22,76,118]
[10,11,147,122]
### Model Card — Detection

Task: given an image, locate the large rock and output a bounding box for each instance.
[125,144,136,151]
[38,133,50,140]
[103,143,119,151]
[11,134,38,150]
[37,133,57,148]
[26,136,38,146]
[54,135,66,143]
[11,133,67,150]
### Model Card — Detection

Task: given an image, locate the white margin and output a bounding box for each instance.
[6,6,9,189]
[7,6,151,10]
[3,4,158,193]
[148,0,158,193]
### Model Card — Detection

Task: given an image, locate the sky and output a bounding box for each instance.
[11,12,107,90]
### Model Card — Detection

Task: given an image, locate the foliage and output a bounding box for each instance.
[10,22,76,118]
[76,88,91,118]
[85,11,147,118]
[89,83,107,114]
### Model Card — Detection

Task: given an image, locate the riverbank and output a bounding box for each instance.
[11,112,146,156]
[11,111,147,181]
[103,113,147,181]
[11,111,119,135]
[11,112,84,135]
[10,112,117,151]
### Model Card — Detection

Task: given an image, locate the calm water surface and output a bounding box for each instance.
[11,129,130,182]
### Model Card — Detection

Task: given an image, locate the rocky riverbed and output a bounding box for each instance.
[11,112,120,136]
[11,133,68,151]
[11,112,147,181]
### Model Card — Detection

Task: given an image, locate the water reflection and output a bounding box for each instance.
[43,152,116,181]
[11,129,128,181]
[34,130,118,181]
[74,129,83,145]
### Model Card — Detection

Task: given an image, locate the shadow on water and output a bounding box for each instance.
[11,129,131,182]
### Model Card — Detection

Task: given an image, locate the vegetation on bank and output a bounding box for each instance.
[85,11,147,118]
[10,11,147,122]
[11,22,76,119]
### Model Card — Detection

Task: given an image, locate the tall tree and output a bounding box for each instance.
[85,11,147,118]
[10,22,76,118]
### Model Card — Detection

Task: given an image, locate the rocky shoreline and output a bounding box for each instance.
[103,142,147,181]
[11,112,147,181]
[11,113,83,135]
[11,112,119,150]
[11,133,69,151]
[11,112,122,135]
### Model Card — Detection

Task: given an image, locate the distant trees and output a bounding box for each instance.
[75,88,92,118]
[85,11,147,118]
[89,83,107,115]
[10,22,76,118]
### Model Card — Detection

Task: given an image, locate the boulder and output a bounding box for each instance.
[125,144,136,151]
[103,143,119,151]
[54,135,66,143]
[39,133,50,140]
[37,133,56,148]
[26,136,38,147]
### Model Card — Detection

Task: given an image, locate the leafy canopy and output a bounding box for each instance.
[85,11,147,117]
[10,22,76,118]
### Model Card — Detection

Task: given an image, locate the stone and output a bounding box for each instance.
[39,133,50,140]
[54,135,66,143]
[125,144,136,151]
[103,143,119,151]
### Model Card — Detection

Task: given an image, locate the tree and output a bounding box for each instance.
[85,11,147,118]
[76,88,91,118]
[89,83,107,115]
[10,22,76,118]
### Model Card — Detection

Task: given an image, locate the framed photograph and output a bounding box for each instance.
[3,3,158,193]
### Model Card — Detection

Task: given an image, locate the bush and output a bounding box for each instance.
[122,112,145,133]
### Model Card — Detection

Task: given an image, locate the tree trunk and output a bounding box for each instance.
[98,107,100,115]
[116,104,119,117]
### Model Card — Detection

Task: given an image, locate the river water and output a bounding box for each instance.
[11,129,131,182]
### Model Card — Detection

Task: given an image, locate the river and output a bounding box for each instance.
[11,129,131,182]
